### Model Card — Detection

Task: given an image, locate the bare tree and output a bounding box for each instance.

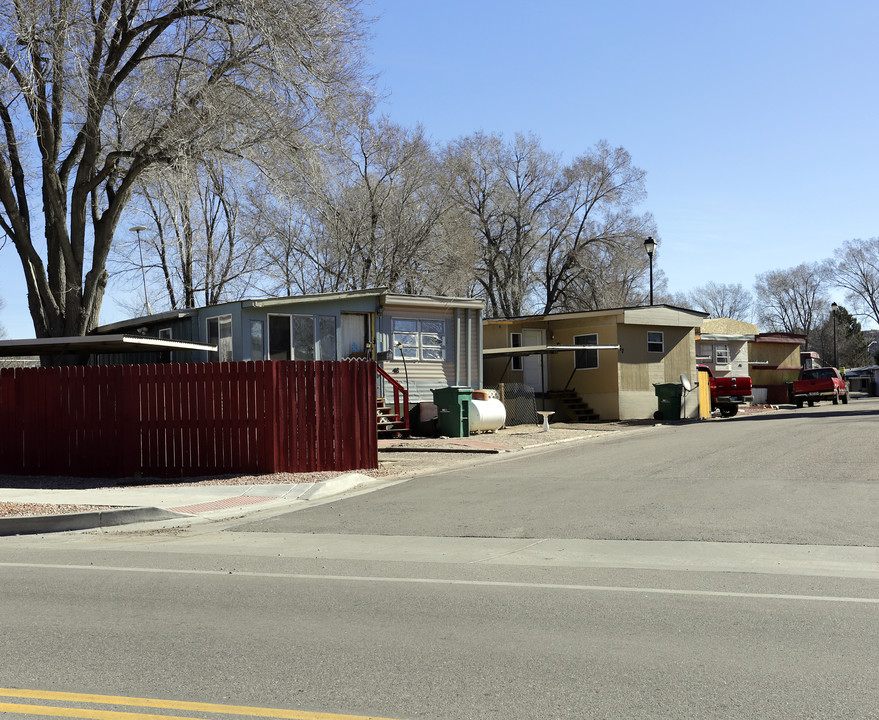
[0,0,370,351]
[754,263,829,344]
[444,132,558,317]
[685,282,753,320]
[830,237,879,327]
[114,158,264,310]
[444,134,655,317]
[537,142,655,314]
[555,237,660,310]
[253,115,459,297]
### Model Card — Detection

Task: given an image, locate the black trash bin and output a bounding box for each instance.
[653,382,683,421]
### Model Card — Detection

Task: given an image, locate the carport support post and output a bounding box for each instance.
[540,353,546,411]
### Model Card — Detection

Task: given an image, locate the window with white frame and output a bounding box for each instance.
[714,343,731,365]
[696,342,712,362]
[511,332,523,371]
[574,333,599,369]
[647,331,664,353]
[393,318,446,361]
[206,315,233,361]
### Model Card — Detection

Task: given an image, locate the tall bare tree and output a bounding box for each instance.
[537,142,655,314]
[445,134,655,317]
[754,262,829,344]
[445,132,561,317]
[0,0,370,350]
[114,158,264,310]
[830,237,879,327]
[253,115,460,296]
[554,237,659,310]
[685,282,753,321]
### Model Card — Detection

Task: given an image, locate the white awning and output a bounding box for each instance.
[0,334,216,357]
[483,344,620,358]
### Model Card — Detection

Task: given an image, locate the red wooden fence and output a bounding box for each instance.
[0,360,377,478]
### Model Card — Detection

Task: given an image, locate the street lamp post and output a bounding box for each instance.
[129,225,153,316]
[644,236,657,306]
[831,302,838,367]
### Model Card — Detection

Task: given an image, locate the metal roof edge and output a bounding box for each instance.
[382,293,484,309]
[244,287,389,309]
[698,333,757,341]
[95,309,197,334]
[0,334,215,357]
[485,304,707,324]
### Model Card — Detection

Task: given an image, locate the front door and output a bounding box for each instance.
[340,313,369,358]
[522,328,546,393]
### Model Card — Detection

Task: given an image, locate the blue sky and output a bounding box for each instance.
[2,0,878,337]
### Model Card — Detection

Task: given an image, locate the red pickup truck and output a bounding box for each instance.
[697,364,753,417]
[789,367,848,407]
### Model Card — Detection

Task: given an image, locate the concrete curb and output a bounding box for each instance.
[0,507,185,536]
[0,473,381,535]
[293,472,376,502]
[378,446,502,454]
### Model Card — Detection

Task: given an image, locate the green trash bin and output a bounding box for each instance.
[432,386,474,437]
[653,382,683,421]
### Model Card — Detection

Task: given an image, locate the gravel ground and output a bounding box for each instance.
[0,417,703,519]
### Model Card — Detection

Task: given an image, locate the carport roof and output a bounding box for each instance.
[483,344,620,357]
[0,334,216,357]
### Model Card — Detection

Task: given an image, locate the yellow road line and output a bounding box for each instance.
[0,689,402,720]
[0,702,196,719]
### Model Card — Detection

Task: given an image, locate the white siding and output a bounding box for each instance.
[380,303,481,403]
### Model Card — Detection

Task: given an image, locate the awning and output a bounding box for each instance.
[483,344,620,358]
[0,334,216,357]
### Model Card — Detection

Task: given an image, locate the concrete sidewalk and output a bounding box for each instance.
[0,471,385,536]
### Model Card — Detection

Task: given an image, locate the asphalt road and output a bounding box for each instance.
[2,399,879,719]
[239,400,879,545]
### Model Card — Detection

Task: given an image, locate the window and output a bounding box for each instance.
[696,342,712,362]
[574,333,598,369]
[714,343,730,365]
[206,315,233,361]
[318,316,337,360]
[268,314,337,361]
[647,331,664,353]
[250,320,264,361]
[293,316,315,361]
[158,328,172,340]
[511,332,523,371]
[393,318,446,361]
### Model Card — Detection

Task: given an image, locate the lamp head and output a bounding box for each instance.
[644,236,657,257]
[129,225,148,232]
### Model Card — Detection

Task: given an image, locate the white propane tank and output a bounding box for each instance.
[469,398,506,432]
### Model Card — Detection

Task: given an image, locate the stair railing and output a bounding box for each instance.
[376,365,410,432]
